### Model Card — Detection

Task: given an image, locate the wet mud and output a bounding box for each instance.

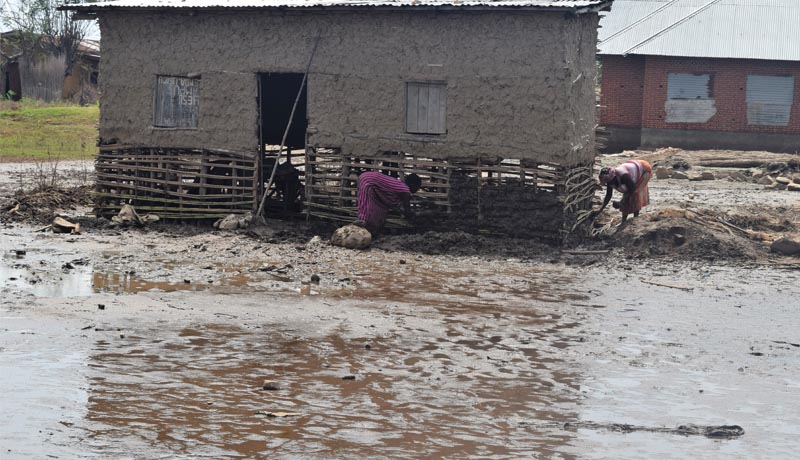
[2,160,800,459]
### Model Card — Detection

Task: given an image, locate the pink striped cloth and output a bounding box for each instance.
[613,160,648,193]
[357,172,410,232]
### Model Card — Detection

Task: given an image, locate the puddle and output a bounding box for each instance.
[77,321,582,459]
[1,249,259,297]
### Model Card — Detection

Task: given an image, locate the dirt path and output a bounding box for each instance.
[1,158,800,459]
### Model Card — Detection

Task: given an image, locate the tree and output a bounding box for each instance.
[1,0,90,77]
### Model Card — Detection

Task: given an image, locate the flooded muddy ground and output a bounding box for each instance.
[1,160,800,459]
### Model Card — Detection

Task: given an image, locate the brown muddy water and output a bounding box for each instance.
[2,227,800,459]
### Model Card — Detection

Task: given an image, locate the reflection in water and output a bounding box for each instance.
[83,317,583,459]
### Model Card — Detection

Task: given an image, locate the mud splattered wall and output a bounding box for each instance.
[97,9,597,166]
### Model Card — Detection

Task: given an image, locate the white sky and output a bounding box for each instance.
[1,0,101,40]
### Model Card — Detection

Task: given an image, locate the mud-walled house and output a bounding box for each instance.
[599,0,800,154]
[63,0,610,241]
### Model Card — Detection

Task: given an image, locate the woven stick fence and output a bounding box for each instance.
[305,147,597,239]
[95,145,257,219]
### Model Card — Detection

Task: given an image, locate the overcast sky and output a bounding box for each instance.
[1,0,101,40]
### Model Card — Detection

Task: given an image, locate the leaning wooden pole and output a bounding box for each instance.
[255,33,321,219]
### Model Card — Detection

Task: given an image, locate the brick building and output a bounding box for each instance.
[598,0,800,153]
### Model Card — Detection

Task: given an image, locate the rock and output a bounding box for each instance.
[306,235,323,248]
[262,381,281,391]
[98,304,106,310]
[671,171,689,180]
[342,375,356,380]
[655,167,671,179]
[776,176,792,185]
[330,224,372,249]
[141,214,160,224]
[771,236,800,256]
[788,183,800,192]
[214,214,242,230]
[52,216,81,234]
[111,204,141,226]
[310,274,320,284]
[758,175,776,186]
[688,172,704,181]
[700,171,715,180]
[727,171,747,182]
[793,174,800,184]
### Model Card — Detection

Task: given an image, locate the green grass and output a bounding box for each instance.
[0,99,99,161]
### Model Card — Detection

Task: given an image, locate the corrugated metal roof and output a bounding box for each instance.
[598,0,800,61]
[62,0,609,12]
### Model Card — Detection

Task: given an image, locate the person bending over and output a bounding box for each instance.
[593,159,652,223]
[355,172,422,236]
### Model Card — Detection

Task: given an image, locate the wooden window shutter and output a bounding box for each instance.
[406,82,446,135]
[154,75,200,128]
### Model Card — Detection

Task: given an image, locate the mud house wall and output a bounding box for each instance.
[97,10,598,165]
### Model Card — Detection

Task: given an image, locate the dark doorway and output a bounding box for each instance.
[258,72,307,150]
[257,72,308,215]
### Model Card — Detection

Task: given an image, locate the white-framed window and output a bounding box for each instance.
[154,75,200,128]
[665,73,716,123]
[746,75,794,126]
[405,81,446,135]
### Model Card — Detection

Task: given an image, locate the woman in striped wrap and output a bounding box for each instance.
[354,172,422,236]
[593,159,653,223]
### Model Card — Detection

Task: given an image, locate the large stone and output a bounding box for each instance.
[111,204,141,226]
[214,214,242,230]
[788,182,800,192]
[776,176,792,185]
[688,172,704,181]
[671,171,689,180]
[655,167,671,180]
[727,171,747,182]
[758,175,776,186]
[793,174,800,184]
[330,224,372,249]
[700,171,715,181]
[771,236,800,256]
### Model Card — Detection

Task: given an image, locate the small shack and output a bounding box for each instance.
[64,0,609,241]
[1,31,99,103]
[599,0,800,153]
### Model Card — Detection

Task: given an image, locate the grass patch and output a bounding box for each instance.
[0,99,99,161]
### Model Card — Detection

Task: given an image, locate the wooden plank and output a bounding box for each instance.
[406,83,420,133]
[417,83,429,133]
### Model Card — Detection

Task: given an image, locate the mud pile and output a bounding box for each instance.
[376,230,555,258]
[607,208,794,260]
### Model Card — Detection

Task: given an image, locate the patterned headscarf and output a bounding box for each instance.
[599,167,617,185]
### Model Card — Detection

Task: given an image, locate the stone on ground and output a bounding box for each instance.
[655,167,671,179]
[111,204,142,226]
[770,236,800,256]
[758,175,776,186]
[671,171,689,180]
[330,224,372,249]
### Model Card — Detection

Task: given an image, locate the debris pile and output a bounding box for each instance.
[607,208,797,260]
[0,185,92,223]
[636,148,800,190]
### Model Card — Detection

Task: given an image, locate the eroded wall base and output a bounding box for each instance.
[305,148,596,242]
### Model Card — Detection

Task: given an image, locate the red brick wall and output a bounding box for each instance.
[641,56,800,134]
[599,55,646,128]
